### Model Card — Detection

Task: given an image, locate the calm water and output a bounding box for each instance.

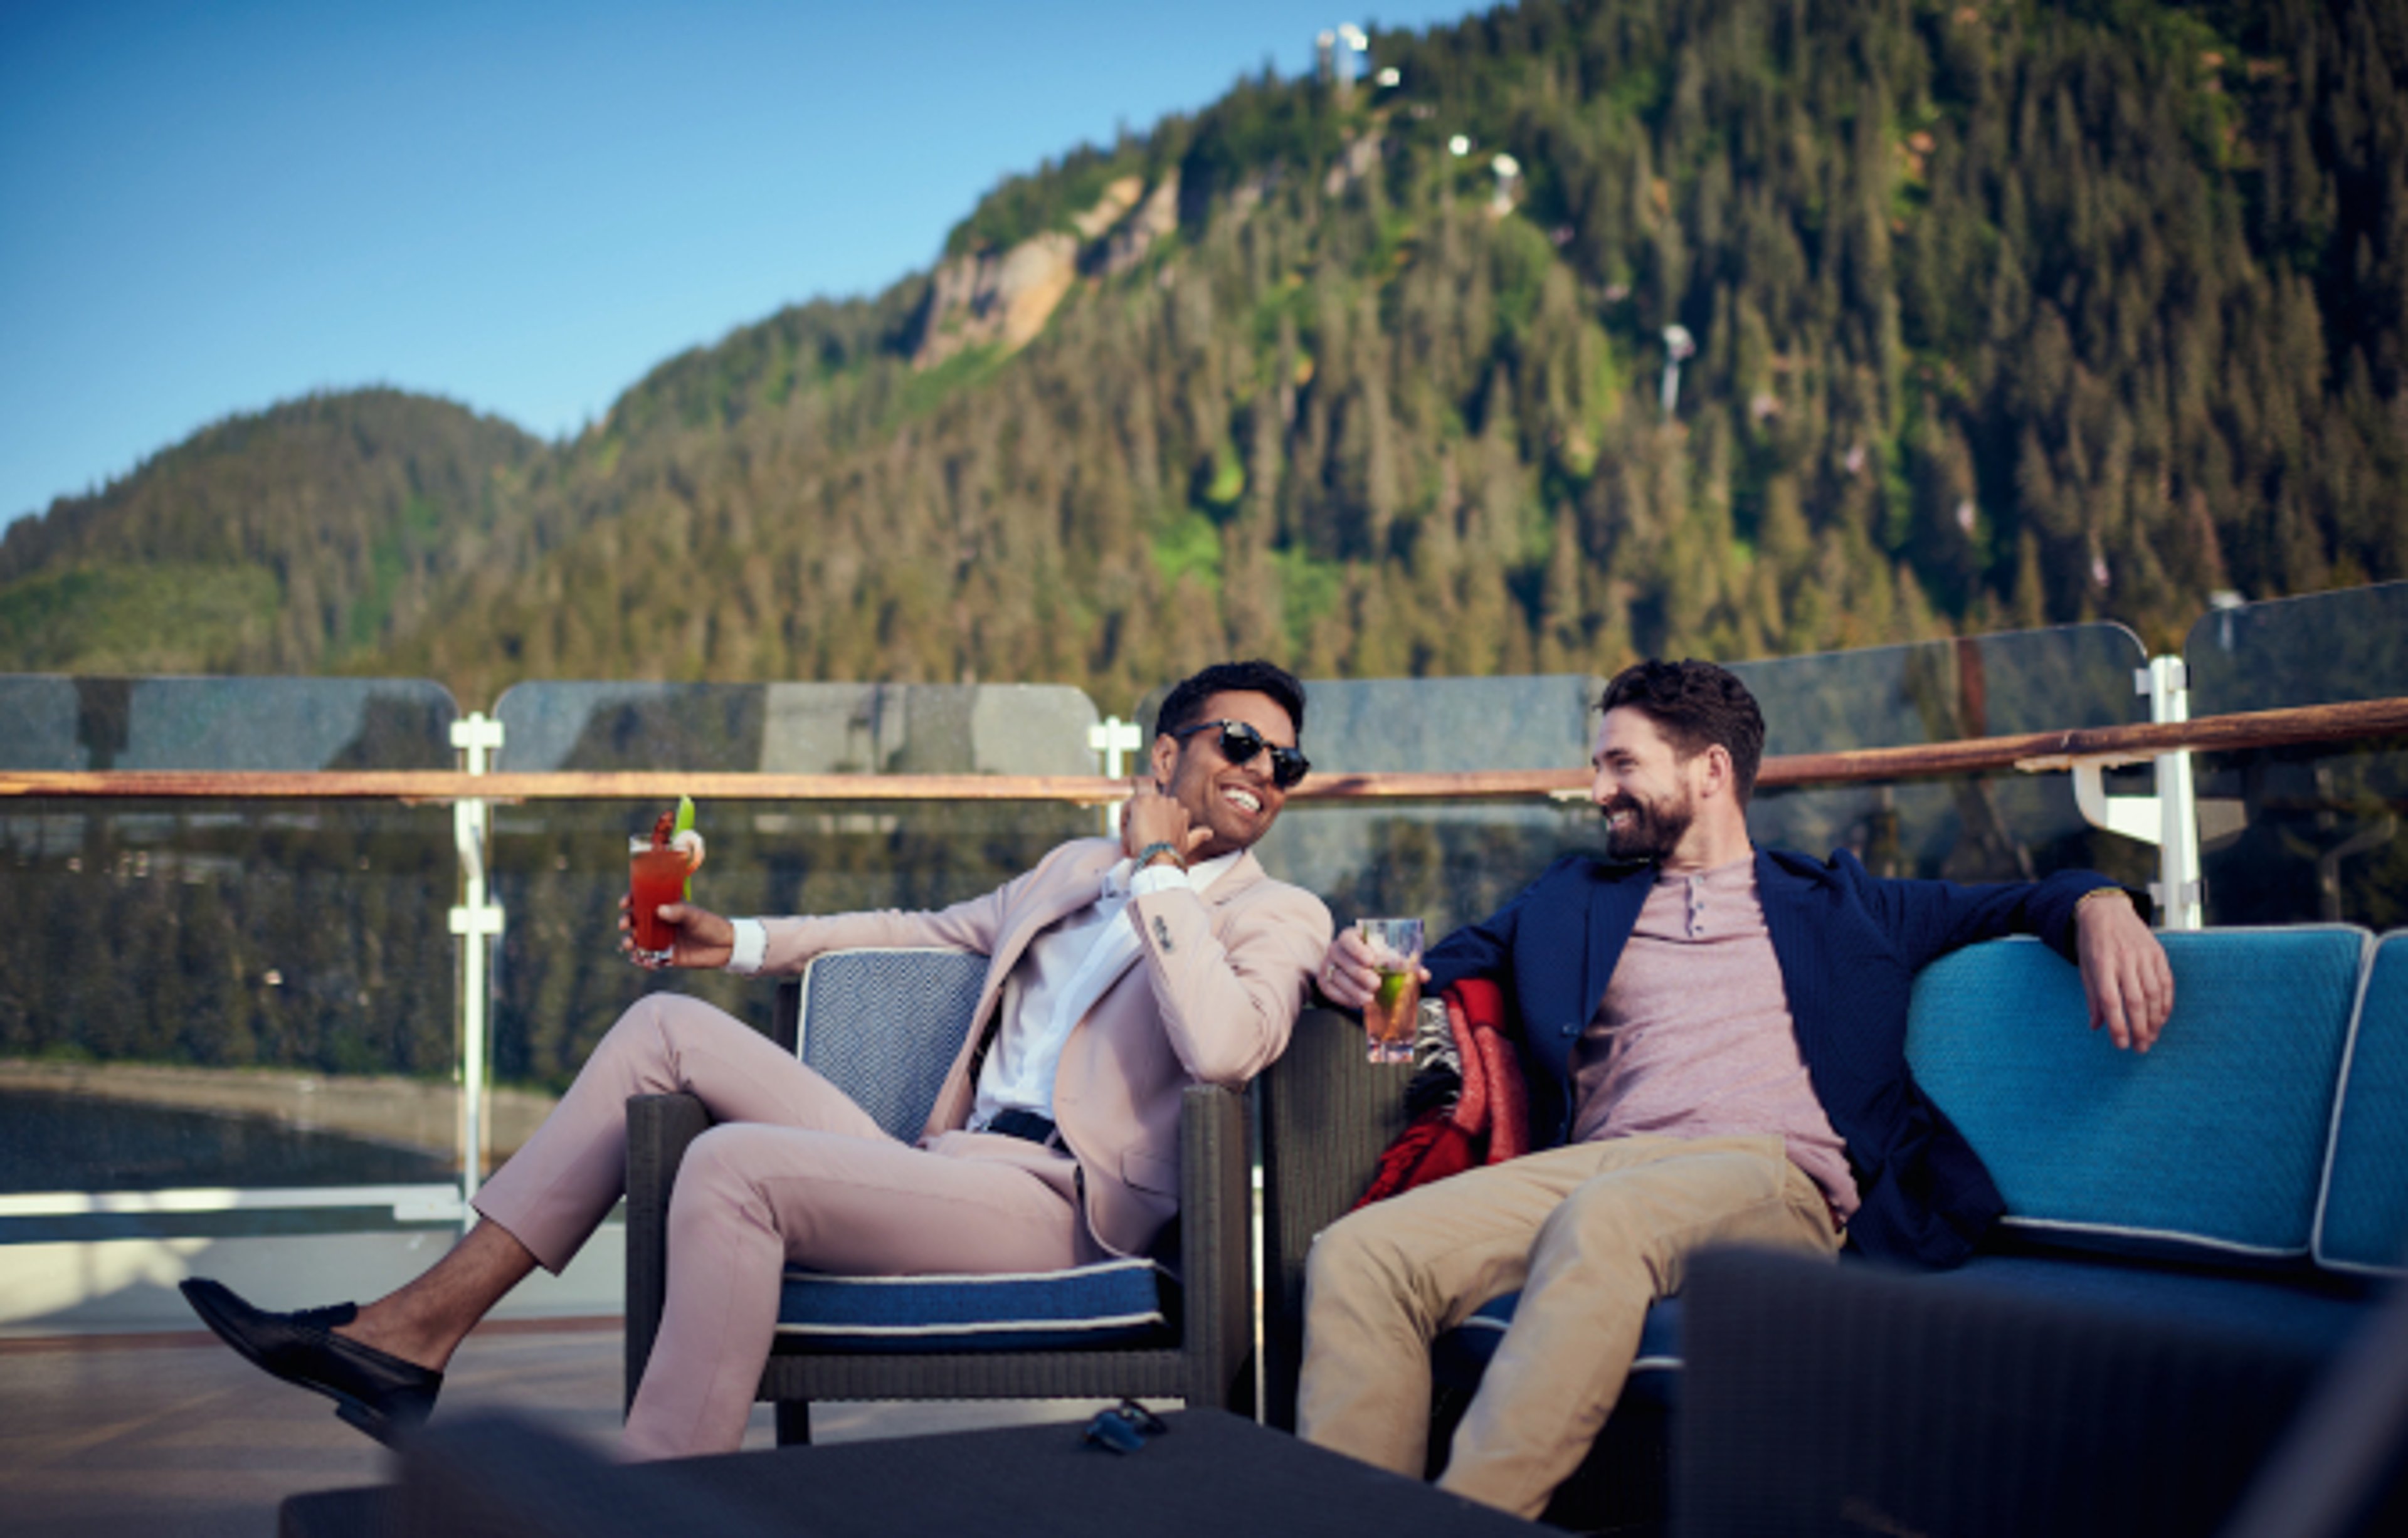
[0,1087,451,1193]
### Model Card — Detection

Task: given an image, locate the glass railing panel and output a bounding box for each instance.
[2186,582,2408,926]
[1243,675,1601,938]
[0,676,462,1233]
[485,683,1101,1097]
[1257,630,2152,942]
[1729,626,2154,890]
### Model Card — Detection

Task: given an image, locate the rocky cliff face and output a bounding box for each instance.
[912,172,1182,369]
[912,230,1083,369]
[1098,177,1179,278]
[1072,176,1146,239]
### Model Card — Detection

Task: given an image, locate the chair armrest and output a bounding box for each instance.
[772,976,801,1054]
[624,1091,712,1413]
[1256,1004,1416,1428]
[1176,1080,1251,1413]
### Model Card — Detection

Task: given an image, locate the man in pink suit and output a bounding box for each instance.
[182,660,1333,1457]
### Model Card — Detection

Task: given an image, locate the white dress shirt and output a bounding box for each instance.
[722,851,1238,1129]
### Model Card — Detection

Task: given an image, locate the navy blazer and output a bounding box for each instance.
[1423,847,2114,1268]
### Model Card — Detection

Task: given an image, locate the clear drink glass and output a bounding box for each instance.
[1357,917,1425,1064]
[628,836,694,966]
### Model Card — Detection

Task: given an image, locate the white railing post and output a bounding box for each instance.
[1090,717,1144,837]
[2059,656,2207,930]
[2143,656,2205,931]
[448,713,506,1228]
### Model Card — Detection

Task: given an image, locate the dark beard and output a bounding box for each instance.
[1600,792,1693,862]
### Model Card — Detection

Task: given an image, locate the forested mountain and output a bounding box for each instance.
[0,391,540,674]
[6,0,2403,708]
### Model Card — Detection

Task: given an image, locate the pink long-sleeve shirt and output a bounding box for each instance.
[1568,856,1859,1221]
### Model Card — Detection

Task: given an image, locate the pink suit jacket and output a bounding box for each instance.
[754,837,1333,1258]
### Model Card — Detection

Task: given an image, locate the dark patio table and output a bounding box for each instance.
[280,1407,1545,1538]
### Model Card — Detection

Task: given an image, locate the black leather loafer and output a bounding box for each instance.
[179,1277,442,1446]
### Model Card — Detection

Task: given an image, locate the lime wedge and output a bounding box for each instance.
[1375,972,1408,1010]
[673,796,698,897]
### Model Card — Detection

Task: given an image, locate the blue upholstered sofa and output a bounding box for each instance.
[1896,925,2399,1337]
[1259,926,2408,1529]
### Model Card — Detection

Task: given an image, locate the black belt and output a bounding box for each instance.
[986,1109,1059,1146]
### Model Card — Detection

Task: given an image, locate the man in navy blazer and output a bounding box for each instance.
[1299,658,2173,1518]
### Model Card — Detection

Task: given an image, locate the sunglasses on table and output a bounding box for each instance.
[1168,719,1311,789]
[1080,1398,1170,1453]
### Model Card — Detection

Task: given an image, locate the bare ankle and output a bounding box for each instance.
[330,1219,531,1372]
[336,1302,452,1372]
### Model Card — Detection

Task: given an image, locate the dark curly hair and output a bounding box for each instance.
[1597,658,1765,804]
[1156,660,1307,743]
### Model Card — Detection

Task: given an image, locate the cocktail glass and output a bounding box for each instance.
[628,836,694,966]
[1357,917,1425,1064]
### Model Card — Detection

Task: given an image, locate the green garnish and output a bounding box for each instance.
[676,795,698,897]
[1375,972,1408,1009]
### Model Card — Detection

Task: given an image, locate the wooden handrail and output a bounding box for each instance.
[0,770,1133,806]
[1761,694,2408,789]
[1,696,2402,806]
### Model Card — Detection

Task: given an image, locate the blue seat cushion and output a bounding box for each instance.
[1432,1292,1684,1404]
[1908,929,2366,1261]
[2318,931,2408,1275]
[773,1258,1177,1354]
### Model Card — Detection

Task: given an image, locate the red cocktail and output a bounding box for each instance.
[628,808,702,965]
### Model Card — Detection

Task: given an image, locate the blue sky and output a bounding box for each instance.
[0,1,1477,531]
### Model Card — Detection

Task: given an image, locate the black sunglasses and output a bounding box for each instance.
[1169,719,1311,789]
[1080,1398,1170,1453]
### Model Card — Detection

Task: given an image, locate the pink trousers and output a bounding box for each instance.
[472,992,1089,1458]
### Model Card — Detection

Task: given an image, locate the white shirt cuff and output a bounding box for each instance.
[724,918,768,974]
[1127,861,1195,898]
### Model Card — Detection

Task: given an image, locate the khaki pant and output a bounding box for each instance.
[473,993,1090,1459]
[1296,1134,1840,1519]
